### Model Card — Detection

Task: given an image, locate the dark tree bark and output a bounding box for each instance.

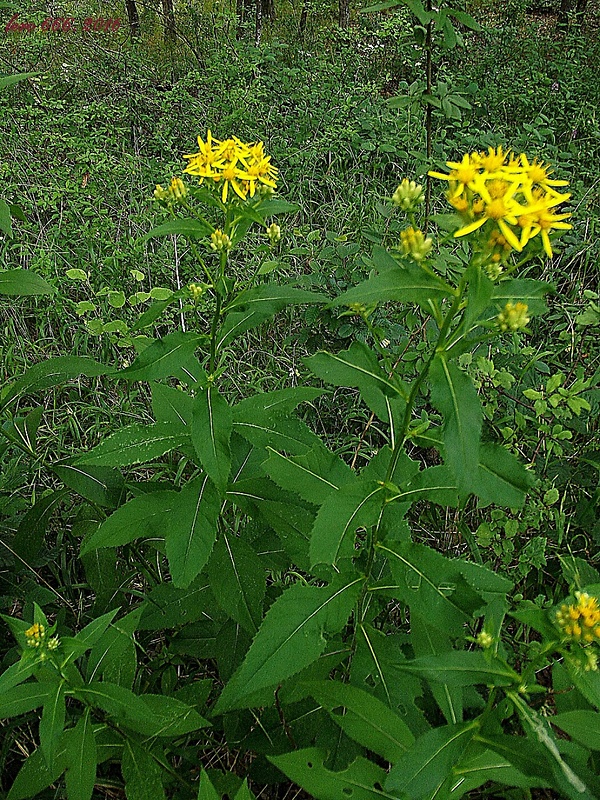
[125,0,140,37]
[559,0,589,26]
[262,0,276,21]
[339,0,350,28]
[162,0,176,42]
[299,1,308,37]
[255,0,262,45]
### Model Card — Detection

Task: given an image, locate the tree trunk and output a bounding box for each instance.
[255,0,262,45]
[262,0,275,21]
[299,1,307,37]
[125,0,140,37]
[339,0,350,28]
[162,0,176,42]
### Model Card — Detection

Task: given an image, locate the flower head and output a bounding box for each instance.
[183,131,278,203]
[555,592,600,644]
[429,148,571,258]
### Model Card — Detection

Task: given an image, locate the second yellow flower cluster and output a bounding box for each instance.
[429,146,571,258]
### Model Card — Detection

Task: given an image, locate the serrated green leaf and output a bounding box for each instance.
[140,694,208,737]
[138,577,213,630]
[65,710,97,800]
[143,217,211,240]
[7,743,68,800]
[74,682,158,733]
[474,442,533,508]
[396,651,518,687]
[117,332,204,381]
[80,489,177,554]
[191,385,232,493]
[385,721,479,799]
[0,356,113,413]
[492,278,552,316]
[208,531,266,634]
[0,656,36,694]
[264,446,355,506]
[429,355,482,498]
[307,681,414,762]
[53,462,126,508]
[122,740,166,800]
[39,680,66,766]
[552,710,600,750]
[217,284,327,350]
[75,422,189,467]
[310,481,384,567]
[270,748,395,800]
[0,269,56,295]
[0,682,48,717]
[213,575,363,713]
[166,475,220,588]
[376,541,483,635]
[73,609,120,650]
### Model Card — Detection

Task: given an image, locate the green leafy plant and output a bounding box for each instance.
[1,133,599,800]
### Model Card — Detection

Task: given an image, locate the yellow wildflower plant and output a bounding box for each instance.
[555,591,600,644]
[183,131,278,203]
[429,148,572,257]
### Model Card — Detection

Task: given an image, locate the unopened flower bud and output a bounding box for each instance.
[154,184,170,203]
[476,631,493,649]
[392,178,425,211]
[188,282,206,301]
[168,176,187,202]
[210,229,232,252]
[400,227,433,261]
[267,223,281,244]
[497,302,530,332]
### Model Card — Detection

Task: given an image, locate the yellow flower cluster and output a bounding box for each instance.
[429,147,571,257]
[25,623,59,653]
[183,131,278,203]
[555,592,600,644]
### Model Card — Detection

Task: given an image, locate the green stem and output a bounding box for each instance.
[385,274,468,483]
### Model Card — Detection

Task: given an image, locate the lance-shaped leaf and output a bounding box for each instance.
[139,576,213,630]
[191,385,233,493]
[390,465,458,508]
[75,422,189,467]
[376,541,483,635]
[473,442,533,508]
[394,651,519,687]
[310,481,384,568]
[460,262,495,334]
[143,217,212,240]
[213,574,363,713]
[65,710,97,800]
[306,680,415,762]
[0,356,114,412]
[80,490,178,554]
[165,475,221,588]
[411,614,463,725]
[331,259,455,310]
[306,341,407,428]
[429,355,482,498]
[207,530,266,634]
[0,269,56,295]
[151,381,196,428]
[235,386,324,416]
[218,284,328,350]
[0,682,49,718]
[270,748,395,800]
[264,446,355,506]
[451,746,547,795]
[7,743,69,800]
[234,412,323,456]
[53,463,126,508]
[116,332,205,382]
[121,740,167,800]
[40,680,66,766]
[552,711,600,751]
[385,721,479,800]
[255,197,300,217]
[492,278,552,316]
